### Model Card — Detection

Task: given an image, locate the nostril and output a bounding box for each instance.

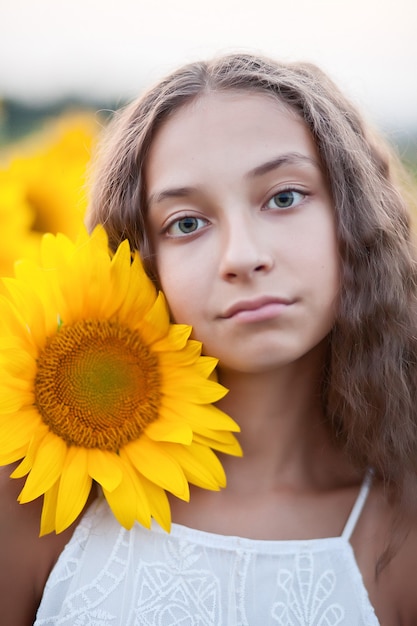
[220,251,273,280]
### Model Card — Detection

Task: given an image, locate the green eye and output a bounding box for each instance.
[166,216,208,237]
[266,190,305,210]
[177,217,199,233]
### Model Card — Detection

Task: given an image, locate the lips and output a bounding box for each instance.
[221,296,292,319]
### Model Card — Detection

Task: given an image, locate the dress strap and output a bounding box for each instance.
[341,470,373,541]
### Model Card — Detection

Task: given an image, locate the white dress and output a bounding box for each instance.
[35,474,379,625]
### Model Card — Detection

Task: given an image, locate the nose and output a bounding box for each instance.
[218,214,274,281]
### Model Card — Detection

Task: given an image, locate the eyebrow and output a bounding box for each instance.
[247,152,320,178]
[147,186,196,208]
[147,152,320,207]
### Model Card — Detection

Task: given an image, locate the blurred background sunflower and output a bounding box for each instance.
[0,110,105,275]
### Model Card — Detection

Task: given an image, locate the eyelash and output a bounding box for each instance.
[162,214,209,237]
[263,188,307,211]
[161,188,308,238]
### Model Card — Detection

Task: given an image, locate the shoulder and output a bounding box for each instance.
[388,513,417,624]
[0,464,75,625]
[353,480,417,625]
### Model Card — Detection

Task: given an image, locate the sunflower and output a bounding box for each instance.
[0,227,241,535]
[0,112,100,275]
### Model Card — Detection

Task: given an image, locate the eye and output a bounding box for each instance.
[265,190,305,210]
[165,215,208,237]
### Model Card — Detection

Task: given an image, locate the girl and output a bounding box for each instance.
[3,53,417,624]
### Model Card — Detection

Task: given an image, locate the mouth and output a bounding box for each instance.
[221,297,293,322]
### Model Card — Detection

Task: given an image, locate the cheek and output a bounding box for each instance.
[157,263,198,326]
[308,215,339,276]
[314,241,341,319]
[156,245,214,326]
[299,218,340,310]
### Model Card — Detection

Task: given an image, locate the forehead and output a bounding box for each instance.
[146,91,321,187]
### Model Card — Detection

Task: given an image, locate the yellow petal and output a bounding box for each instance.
[159,400,240,433]
[82,247,112,318]
[41,231,76,270]
[0,385,33,414]
[0,335,34,352]
[0,372,33,391]
[0,295,34,347]
[145,419,193,445]
[170,442,226,489]
[117,253,156,322]
[87,448,123,492]
[0,344,36,378]
[105,240,132,314]
[140,474,171,532]
[151,324,192,352]
[163,374,228,404]
[193,432,243,457]
[10,423,49,478]
[87,225,111,253]
[40,479,59,536]
[2,278,47,348]
[40,233,75,318]
[56,446,92,533]
[138,292,170,344]
[104,454,151,529]
[192,355,221,378]
[14,259,58,332]
[124,437,189,501]
[18,432,67,503]
[154,341,202,367]
[0,444,27,465]
[0,407,39,453]
[11,452,35,479]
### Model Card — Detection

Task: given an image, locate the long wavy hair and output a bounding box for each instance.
[87,53,417,510]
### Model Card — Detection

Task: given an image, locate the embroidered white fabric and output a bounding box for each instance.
[35,487,379,626]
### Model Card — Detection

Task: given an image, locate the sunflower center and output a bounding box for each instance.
[35,319,161,451]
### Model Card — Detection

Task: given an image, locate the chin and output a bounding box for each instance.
[217,356,293,376]
[217,342,328,376]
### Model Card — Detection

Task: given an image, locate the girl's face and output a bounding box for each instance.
[146,91,340,374]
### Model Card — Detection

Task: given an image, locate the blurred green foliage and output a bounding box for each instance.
[1,96,416,179]
[0,98,121,147]
[398,140,417,180]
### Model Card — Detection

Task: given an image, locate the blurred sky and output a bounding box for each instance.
[1,0,417,135]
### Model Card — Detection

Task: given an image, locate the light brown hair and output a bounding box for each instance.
[87,53,417,509]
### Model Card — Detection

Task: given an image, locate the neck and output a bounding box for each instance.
[216,349,355,492]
